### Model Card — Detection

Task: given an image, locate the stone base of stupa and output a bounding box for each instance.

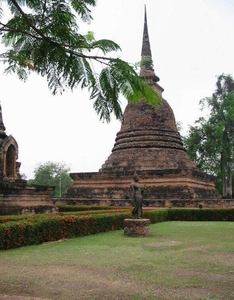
[52,169,234,209]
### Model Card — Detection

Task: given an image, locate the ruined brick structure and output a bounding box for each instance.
[0,104,57,215]
[57,9,233,208]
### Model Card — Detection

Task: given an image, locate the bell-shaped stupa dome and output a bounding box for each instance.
[100,7,195,173]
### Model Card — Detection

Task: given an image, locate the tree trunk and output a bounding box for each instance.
[226,158,232,198]
[221,152,227,198]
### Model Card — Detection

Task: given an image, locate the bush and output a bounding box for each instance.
[0,208,233,250]
[0,212,131,250]
[56,205,128,212]
[167,208,234,221]
[143,209,168,223]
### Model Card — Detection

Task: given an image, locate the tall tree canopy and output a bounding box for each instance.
[28,161,73,197]
[0,0,161,122]
[183,74,234,197]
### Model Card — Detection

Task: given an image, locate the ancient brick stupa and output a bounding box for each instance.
[0,104,57,215]
[59,9,224,208]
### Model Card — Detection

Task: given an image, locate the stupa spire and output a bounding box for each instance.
[0,103,6,138]
[63,4,221,207]
[140,5,160,84]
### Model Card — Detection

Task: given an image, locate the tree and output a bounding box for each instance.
[28,161,73,197]
[0,0,161,122]
[183,74,234,198]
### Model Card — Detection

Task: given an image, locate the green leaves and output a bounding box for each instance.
[92,67,121,122]
[90,39,121,54]
[1,0,161,122]
[70,0,96,23]
[28,161,73,197]
[90,58,160,121]
[184,74,234,196]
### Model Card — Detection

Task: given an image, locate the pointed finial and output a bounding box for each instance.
[0,103,6,134]
[140,5,160,83]
[141,5,152,58]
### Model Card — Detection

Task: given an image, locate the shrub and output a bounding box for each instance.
[0,212,130,250]
[56,205,128,212]
[167,208,234,221]
[143,209,168,223]
[0,208,233,250]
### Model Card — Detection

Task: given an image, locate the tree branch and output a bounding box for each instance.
[0,22,42,40]
[4,2,121,69]
[9,0,47,39]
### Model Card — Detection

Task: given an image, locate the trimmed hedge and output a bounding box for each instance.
[0,208,233,250]
[0,208,131,223]
[143,209,169,223]
[56,205,130,212]
[0,213,130,250]
[167,208,234,221]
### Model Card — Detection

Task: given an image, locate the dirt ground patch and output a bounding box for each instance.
[0,296,43,300]
[0,222,234,300]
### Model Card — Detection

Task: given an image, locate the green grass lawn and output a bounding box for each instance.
[0,221,234,300]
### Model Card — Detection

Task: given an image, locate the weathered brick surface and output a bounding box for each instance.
[124,219,150,237]
[61,97,222,205]
[61,167,222,205]
[62,99,223,205]
[100,100,192,173]
[60,11,225,208]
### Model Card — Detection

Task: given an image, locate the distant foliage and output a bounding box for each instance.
[183,74,234,197]
[28,161,73,197]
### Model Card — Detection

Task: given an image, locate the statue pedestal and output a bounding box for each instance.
[124,219,150,237]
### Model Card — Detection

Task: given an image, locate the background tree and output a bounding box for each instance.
[0,0,161,122]
[183,74,234,198]
[28,161,73,197]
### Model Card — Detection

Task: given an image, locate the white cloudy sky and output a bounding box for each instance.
[0,0,234,179]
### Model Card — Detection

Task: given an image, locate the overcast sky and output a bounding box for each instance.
[0,0,234,179]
